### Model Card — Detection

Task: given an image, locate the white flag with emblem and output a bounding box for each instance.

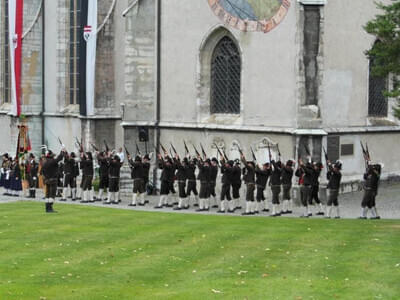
[86,0,97,116]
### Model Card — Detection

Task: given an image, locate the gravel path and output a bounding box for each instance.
[1,184,399,220]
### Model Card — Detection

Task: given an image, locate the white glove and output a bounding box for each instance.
[0,168,4,174]
[33,177,37,180]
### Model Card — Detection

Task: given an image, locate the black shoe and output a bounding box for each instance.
[254,210,259,214]
[48,203,57,213]
[76,197,81,200]
[154,205,163,209]
[242,212,251,215]
[173,202,178,205]
[166,204,174,208]
[112,201,119,205]
[183,205,190,209]
[195,208,205,212]
[173,207,182,210]
[89,200,95,203]
[72,198,76,201]
[334,216,341,219]
[324,216,331,219]
[138,203,145,206]
[80,200,88,203]
[236,206,242,210]
[300,214,309,218]
[103,201,111,205]
[59,199,67,202]
[212,205,219,208]
[145,200,150,204]
[286,210,293,214]
[228,209,235,213]
[271,213,281,217]
[262,209,270,212]
[370,216,381,219]
[194,204,199,207]
[308,213,313,217]
[316,212,324,216]
[358,216,367,219]
[45,203,51,213]
[217,210,225,213]
[128,203,136,207]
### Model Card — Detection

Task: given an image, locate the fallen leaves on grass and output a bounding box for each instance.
[262,273,269,278]
[211,289,222,294]
[64,261,69,264]
[237,270,248,275]
[395,263,399,267]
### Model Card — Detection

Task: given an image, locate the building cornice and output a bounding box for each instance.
[298,0,327,5]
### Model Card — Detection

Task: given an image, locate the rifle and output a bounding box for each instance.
[276,143,282,161]
[267,143,272,162]
[169,147,174,158]
[222,149,229,161]
[58,137,63,147]
[124,145,131,157]
[237,145,244,156]
[360,141,370,169]
[183,140,190,156]
[366,142,371,162]
[160,143,168,155]
[170,143,178,157]
[214,143,224,161]
[192,144,201,158]
[250,146,257,162]
[91,143,99,152]
[200,143,207,159]
[76,137,84,153]
[104,140,110,153]
[135,142,141,156]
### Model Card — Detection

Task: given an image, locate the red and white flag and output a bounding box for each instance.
[8,0,23,117]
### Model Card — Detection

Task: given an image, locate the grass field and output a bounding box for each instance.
[0,202,399,300]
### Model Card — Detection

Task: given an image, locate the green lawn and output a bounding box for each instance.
[0,202,399,300]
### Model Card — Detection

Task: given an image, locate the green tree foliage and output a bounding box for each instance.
[365,0,400,118]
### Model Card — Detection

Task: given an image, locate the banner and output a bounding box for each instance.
[8,0,23,117]
[85,0,97,116]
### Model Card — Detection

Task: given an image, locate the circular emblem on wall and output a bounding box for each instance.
[208,0,291,33]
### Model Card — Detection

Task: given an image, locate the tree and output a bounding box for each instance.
[365,0,400,119]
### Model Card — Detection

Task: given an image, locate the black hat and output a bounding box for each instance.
[211,157,218,163]
[70,152,76,158]
[183,157,189,164]
[205,158,211,164]
[286,160,293,167]
[135,155,142,162]
[227,160,234,167]
[234,159,240,165]
[114,155,120,161]
[334,161,342,170]
[247,161,255,167]
[263,162,270,167]
[143,154,150,160]
[46,150,54,158]
[29,153,35,159]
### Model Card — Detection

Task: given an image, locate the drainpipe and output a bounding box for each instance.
[41,0,45,148]
[153,0,161,192]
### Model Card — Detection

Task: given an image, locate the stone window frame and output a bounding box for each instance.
[196,25,244,124]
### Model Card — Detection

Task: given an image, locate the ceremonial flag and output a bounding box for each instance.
[79,0,97,116]
[8,0,24,117]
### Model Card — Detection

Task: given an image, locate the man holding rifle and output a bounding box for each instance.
[127,150,146,207]
[240,151,256,215]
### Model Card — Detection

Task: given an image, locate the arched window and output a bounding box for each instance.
[210,36,241,114]
[368,48,388,117]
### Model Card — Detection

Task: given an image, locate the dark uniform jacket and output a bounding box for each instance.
[295,165,313,186]
[197,161,210,182]
[185,163,196,181]
[159,159,175,182]
[109,159,122,178]
[255,166,271,188]
[42,154,64,180]
[129,159,144,180]
[142,162,150,182]
[327,167,342,190]
[311,168,321,186]
[209,165,218,182]
[97,155,109,178]
[80,158,94,176]
[174,160,187,181]
[269,161,282,186]
[281,166,293,185]
[220,164,233,185]
[64,157,77,175]
[231,165,242,186]
[27,160,39,178]
[364,170,380,193]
